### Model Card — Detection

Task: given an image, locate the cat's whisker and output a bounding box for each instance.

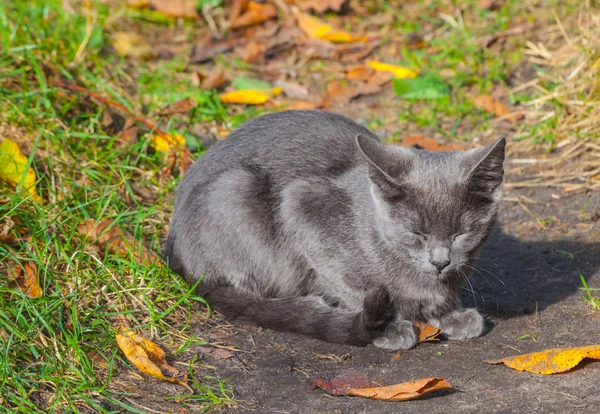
[467,261,506,287]
[463,263,500,313]
[458,267,479,307]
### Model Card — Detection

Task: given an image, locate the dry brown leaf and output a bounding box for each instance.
[77,219,159,264]
[485,345,600,374]
[158,98,197,116]
[7,260,41,298]
[290,0,348,13]
[234,39,266,63]
[348,378,452,401]
[116,118,139,146]
[414,321,442,343]
[190,37,239,63]
[197,346,235,360]
[116,326,192,391]
[321,81,381,107]
[347,66,375,82]
[149,0,199,19]
[229,0,277,30]
[111,32,154,59]
[284,100,320,110]
[401,135,465,152]
[472,95,523,122]
[200,69,227,90]
[312,370,385,396]
[274,80,310,100]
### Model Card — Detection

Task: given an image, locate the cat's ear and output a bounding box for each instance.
[464,137,506,198]
[356,135,411,199]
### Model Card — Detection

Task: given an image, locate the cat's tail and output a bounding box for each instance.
[204,286,395,346]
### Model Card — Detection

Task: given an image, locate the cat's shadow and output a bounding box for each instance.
[463,222,600,318]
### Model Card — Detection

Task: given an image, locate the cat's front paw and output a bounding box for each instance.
[429,308,485,341]
[372,320,417,350]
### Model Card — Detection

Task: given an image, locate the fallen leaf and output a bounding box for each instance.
[220,88,282,105]
[0,138,41,203]
[229,0,277,30]
[321,80,381,107]
[366,60,418,79]
[77,219,159,264]
[152,132,186,153]
[312,370,385,396]
[401,135,465,152]
[7,261,41,298]
[485,345,600,374]
[200,69,227,90]
[158,98,197,116]
[290,0,349,13]
[116,118,139,146]
[274,80,310,100]
[393,74,449,100]
[295,11,366,43]
[347,66,375,82]
[234,39,266,63]
[197,346,235,360]
[111,32,154,59]
[284,100,320,110]
[414,321,442,343]
[348,378,452,401]
[472,95,523,122]
[149,0,199,19]
[190,37,239,64]
[116,326,192,391]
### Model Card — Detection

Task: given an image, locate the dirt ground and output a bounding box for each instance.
[184,170,600,413]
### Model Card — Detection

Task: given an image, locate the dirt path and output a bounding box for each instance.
[189,181,600,413]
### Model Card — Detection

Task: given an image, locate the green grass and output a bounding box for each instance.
[0,1,234,411]
[580,275,600,310]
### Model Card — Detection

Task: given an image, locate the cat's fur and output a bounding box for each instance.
[164,110,505,350]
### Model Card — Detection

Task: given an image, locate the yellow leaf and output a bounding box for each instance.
[485,345,600,374]
[116,326,192,391]
[151,133,185,153]
[7,260,42,298]
[0,138,41,203]
[366,60,418,79]
[219,88,282,105]
[295,11,366,43]
[111,32,154,59]
[348,377,452,401]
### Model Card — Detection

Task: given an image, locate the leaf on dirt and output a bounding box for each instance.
[295,11,366,43]
[199,69,227,90]
[7,260,41,298]
[401,134,465,152]
[284,100,320,110]
[232,76,273,90]
[366,60,418,79]
[116,326,192,391]
[116,118,139,146]
[220,88,282,105]
[274,80,310,100]
[234,39,266,63]
[347,66,375,82]
[158,98,197,116]
[472,95,523,122]
[152,132,186,153]
[190,37,239,64]
[0,138,41,203]
[485,345,600,374]
[348,377,452,401]
[321,80,381,107]
[111,32,154,59]
[76,219,159,264]
[148,0,199,19]
[311,370,386,396]
[414,321,442,343]
[197,346,235,360]
[393,74,449,100]
[229,0,277,30]
[290,0,349,13]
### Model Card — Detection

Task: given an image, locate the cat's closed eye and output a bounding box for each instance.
[412,232,428,241]
[452,233,466,242]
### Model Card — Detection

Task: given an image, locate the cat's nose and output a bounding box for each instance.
[430,259,451,272]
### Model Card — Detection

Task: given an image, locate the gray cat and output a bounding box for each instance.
[164,110,505,350]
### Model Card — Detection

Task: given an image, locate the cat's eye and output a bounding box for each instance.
[452,233,465,242]
[413,232,427,241]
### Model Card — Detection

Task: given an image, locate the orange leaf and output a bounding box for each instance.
[77,219,159,264]
[116,326,192,391]
[295,11,366,43]
[348,377,452,401]
[149,0,199,19]
[414,321,442,343]
[401,134,465,152]
[472,95,523,122]
[7,261,41,298]
[200,69,227,90]
[158,98,197,116]
[230,0,277,30]
[485,345,600,374]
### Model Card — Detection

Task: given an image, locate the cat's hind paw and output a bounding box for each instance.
[372,320,417,350]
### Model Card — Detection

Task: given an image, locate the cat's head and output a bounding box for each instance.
[356,135,506,280]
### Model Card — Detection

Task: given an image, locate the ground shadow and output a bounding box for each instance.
[463,223,600,317]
